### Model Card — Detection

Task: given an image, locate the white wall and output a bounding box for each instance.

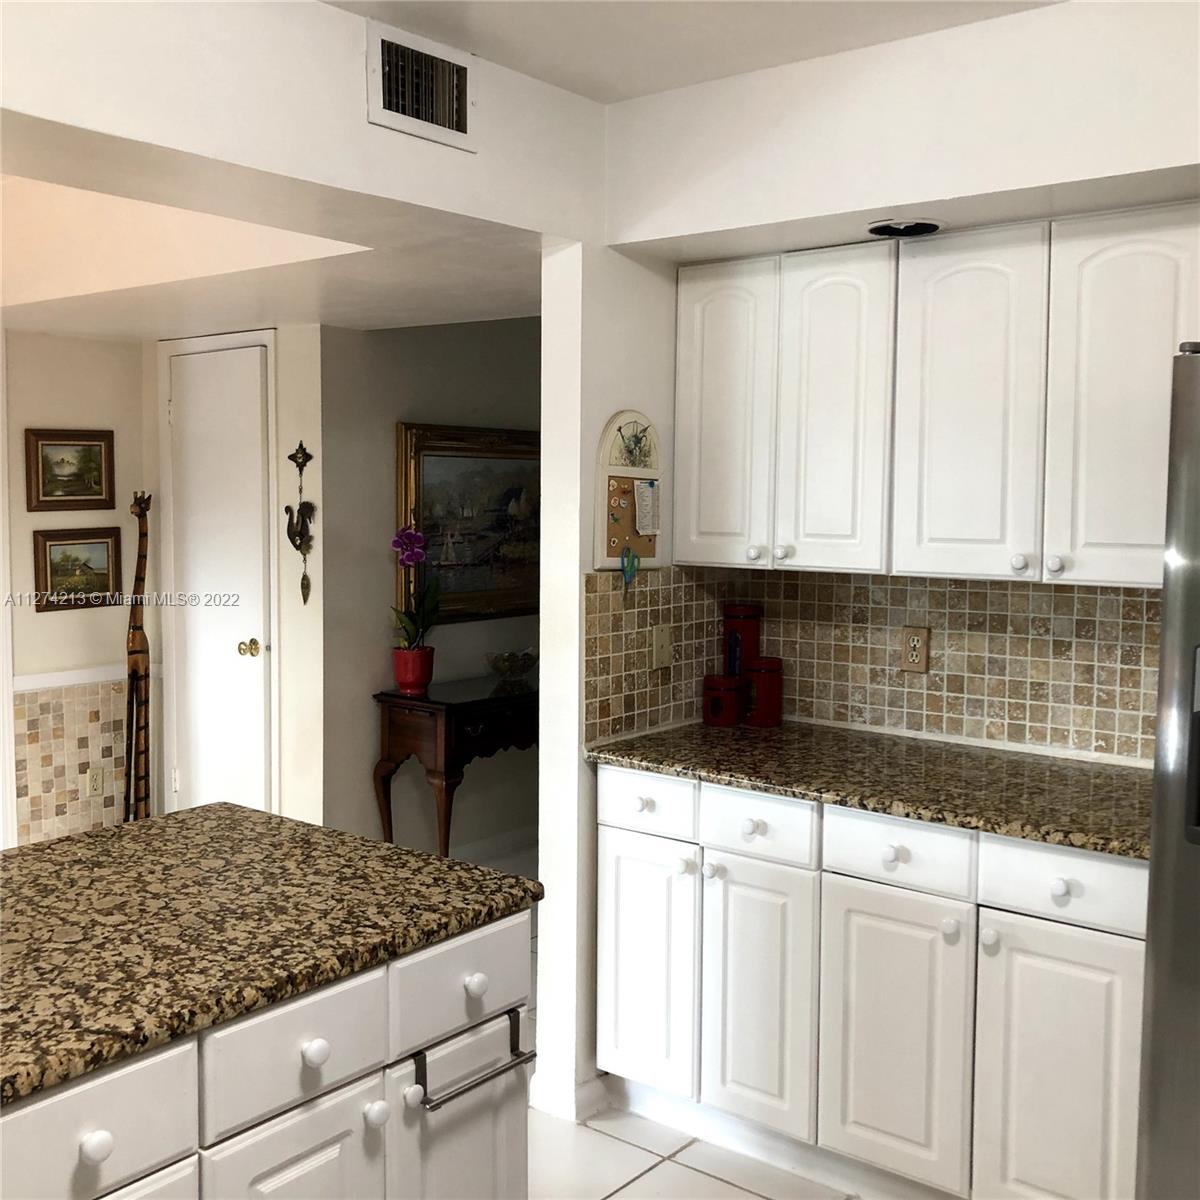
[4,331,147,678]
[605,1,1200,245]
[1,0,605,243]
[321,318,540,851]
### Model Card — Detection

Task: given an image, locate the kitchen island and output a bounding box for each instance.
[0,803,542,1199]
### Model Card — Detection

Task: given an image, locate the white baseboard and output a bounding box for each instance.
[529,1071,608,1123]
[604,1076,958,1200]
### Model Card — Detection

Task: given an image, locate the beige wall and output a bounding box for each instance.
[5,331,148,677]
[320,318,540,852]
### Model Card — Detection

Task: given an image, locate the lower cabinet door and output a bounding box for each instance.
[700,851,818,1141]
[386,1011,530,1199]
[817,873,975,1196]
[596,826,700,1097]
[973,909,1144,1199]
[199,1075,385,1199]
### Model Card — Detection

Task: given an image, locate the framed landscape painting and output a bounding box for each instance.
[397,423,540,623]
[25,429,115,511]
[32,528,122,612]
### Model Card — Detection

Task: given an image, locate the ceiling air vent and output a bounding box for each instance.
[367,21,477,153]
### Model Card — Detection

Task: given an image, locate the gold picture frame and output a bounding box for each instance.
[397,423,540,623]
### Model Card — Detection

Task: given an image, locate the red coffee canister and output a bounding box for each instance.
[723,603,762,676]
[744,657,783,727]
[703,675,745,727]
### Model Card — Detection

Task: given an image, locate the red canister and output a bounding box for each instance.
[723,604,762,676]
[744,657,783,727]
[703,675,745,727]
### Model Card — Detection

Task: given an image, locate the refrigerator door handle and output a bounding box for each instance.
[1187,644,1200,844]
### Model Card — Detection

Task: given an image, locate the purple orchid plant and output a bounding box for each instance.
[391,525,441,649]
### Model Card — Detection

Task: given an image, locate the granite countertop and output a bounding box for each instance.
[587,722,1153,860]
[0,804,543,1107]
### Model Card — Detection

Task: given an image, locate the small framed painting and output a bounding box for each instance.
[25,428,115,511]
[397,422,540,623]
[32,528,122,613]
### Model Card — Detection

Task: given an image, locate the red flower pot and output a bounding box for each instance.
[393,646,435,696]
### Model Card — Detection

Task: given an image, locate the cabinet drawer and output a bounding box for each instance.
[103,1156,198,1200]
[200,966,387,1145]
[823,806,978,900]
[597,765,697,840]
[978,834,1149,937]
[0,1041,197,1200]
[389,911,531,1061]
[699,783,818,868]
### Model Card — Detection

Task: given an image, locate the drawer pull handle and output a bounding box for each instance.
[412,1009,535,1113]
[301,1037,332,1068]
[363,1100,392,1129]
[980,927,1000,948]
[881,843,901,865]
[634,796,655,813]
[464,971,490,998]
[701,862,724,880]
[402,1084,426,1109]
[940,917,960,937]
[79,1130,116,1167]
[741,818,766,837]
[1050,877,1071,898]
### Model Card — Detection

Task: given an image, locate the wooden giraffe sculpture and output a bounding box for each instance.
[123,492,152,822]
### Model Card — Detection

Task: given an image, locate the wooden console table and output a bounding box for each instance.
[372,675,538,856]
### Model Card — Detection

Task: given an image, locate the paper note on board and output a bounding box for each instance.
[634,480,660,536]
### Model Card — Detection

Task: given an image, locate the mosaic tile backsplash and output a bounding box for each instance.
[584,567,1159,762]
[12,681,126,845]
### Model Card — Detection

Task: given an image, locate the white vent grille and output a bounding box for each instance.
[367,21,477,153]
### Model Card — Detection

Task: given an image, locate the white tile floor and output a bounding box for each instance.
[529,1109,853,1200]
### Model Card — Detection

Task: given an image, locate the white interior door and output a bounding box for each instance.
[168,344,270,811]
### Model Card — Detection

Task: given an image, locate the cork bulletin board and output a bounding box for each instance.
[604,476,658,559]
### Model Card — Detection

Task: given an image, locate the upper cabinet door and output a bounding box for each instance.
[674,258,779,567]
[892,224,1049,580]
[1044,204,1200,586]
[775,243,896,572]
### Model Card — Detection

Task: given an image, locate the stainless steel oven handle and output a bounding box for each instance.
[412,1009,535,1113]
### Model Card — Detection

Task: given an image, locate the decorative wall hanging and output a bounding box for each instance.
[25,428,115,511]
[124,492,152,822]
[397,422,540,623]
[32,527,122,612]
[284,441,316,605]
[593,410,665,571]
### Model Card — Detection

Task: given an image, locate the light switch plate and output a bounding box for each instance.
[87,766,104,797]
[900,626,930,673]
[651,624,673,671]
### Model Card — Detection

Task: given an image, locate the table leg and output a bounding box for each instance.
[427,771,463,858]
[372,758,401,843]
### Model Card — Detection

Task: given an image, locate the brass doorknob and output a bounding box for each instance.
[237,638,261,658]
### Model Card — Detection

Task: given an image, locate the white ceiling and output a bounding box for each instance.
[328,0,1051,103]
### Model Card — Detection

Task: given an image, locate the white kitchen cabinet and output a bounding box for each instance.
[674,257,779,566]
[596,825,700,1098]
[973,909,1144,1200]
[700,850,818,1142]
[892,223,1049,580]
[818,873,975,1196]
[1043,203,1200,586]
[199,1074,386,1199]
[103,1157,198,1200]
[776,242,896,571]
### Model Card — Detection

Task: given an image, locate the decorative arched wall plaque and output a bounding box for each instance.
[594,410,665,570]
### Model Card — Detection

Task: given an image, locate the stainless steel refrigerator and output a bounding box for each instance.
[1137,343,1200,1197]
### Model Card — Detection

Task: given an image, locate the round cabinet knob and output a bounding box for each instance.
[676,858,692,876]
[1046,555,1065,575]
[940,917,960,937]
[702,863,717,879]
[363,1100,392,1129]
[980,928,1000,948]
[464,971,490,998]
[1050,877,1071,898]
[741,817,766,837]
[634,796,653,813]
[1010,553,1028,572]
[772,546,792,562]
[301,1037,332,1068]
[881,844,900,865]
[746,545,762,562]
[79,1130,115,1167]
[402,1084,426,1109]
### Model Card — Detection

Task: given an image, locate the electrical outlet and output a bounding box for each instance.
[87,766,104,798]
[900,626,930,673]
[651,624,674,671]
